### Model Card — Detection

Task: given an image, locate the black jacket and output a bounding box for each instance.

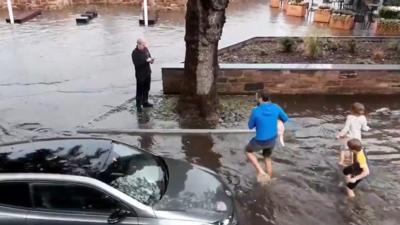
[131,47,152,80]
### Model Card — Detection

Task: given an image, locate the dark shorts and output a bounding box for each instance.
[343,166,363,190]
[246,137,276,158]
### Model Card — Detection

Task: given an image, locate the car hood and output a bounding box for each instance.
[153,158,233,223]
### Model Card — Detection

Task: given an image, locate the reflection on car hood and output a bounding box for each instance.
[153,158,233,223]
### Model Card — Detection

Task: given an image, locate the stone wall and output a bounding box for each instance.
[162,64,400,95]
[0,0,186,10]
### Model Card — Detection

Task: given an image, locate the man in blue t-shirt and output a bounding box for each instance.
[246,90,289,182]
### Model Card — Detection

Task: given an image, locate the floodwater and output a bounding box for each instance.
[1,1,400,225]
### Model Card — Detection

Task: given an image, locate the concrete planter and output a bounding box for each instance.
[375,19,400,36]
[270,0,280,8]
[162,63,400,95]
[286,4,308,17]
[314,9,331,23]
[329,15,354,30]
[164,37,400,95]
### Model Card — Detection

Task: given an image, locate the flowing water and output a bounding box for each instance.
[1,1,399,224]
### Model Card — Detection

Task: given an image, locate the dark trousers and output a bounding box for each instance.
[136,74,151,107]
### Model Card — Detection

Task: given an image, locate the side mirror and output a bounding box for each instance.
[107,209,130,224]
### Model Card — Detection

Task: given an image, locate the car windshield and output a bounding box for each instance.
[99,143,168,206]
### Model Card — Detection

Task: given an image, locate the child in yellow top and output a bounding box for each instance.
[342,138,370,198]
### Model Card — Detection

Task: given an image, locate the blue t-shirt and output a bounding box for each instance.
[248,103,289,141]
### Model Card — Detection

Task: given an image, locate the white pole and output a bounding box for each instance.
[7,0,14,24]
[143,0,148,26]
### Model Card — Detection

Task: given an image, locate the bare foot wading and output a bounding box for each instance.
[257,173,271,185]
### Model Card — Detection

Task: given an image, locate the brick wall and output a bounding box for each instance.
[162,64,400,95]
[0,0,186,9]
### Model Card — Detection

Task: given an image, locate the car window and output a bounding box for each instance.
[99,143,166,206]
[0,182,31,208]
[32,183,127,214]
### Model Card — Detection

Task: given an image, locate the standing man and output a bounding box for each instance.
[246,90,289,183]
[132,38,154,112]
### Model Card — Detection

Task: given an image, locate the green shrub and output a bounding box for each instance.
[384,0,400,6]
[280,37,296,53]
[333,9,356,16]
[303,36,322,58]
[379,6,400,19]
[325,39,339,52]
[318,4,331,10]
[348,39,356,54]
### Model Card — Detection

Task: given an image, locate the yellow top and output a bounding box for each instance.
[356,150,368,169]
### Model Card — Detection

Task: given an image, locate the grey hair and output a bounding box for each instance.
[137,38,146,45]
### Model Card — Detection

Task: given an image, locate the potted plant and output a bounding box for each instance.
[376,6,400,35]
[286,0,309,17]
[314,5,332,23]
[329,10,355,30]
[270,0,281,8]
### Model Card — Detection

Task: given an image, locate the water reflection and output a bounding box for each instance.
[0,139,111,176]
[137,110,155,151]
[181,134,221,170]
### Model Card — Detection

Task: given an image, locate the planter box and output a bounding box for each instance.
[314,9,331,23]
[329,16,354,30]
[286,4,308,17]
[375,19,400,35]
[270,0,280,8]
[162,63,400,95]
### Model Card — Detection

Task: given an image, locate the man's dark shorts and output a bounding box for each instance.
[246,137,276,158]
[343,166,363,189]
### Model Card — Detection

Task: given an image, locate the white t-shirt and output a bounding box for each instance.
[339,115,370,140]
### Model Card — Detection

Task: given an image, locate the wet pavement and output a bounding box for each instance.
[1,1,400,224]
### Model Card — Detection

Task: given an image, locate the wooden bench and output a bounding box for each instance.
[5,10,41,24]
[76,10,98,25]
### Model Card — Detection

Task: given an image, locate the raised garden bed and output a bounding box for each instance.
[163,37,400,95]
[314,7,332,23]
[329,10,355,30]
[376,19,400,35]
[218,37,400,64]
[286,2,309,17]
[376,6,400,35]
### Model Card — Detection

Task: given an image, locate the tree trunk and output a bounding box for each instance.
[178,0,229,128]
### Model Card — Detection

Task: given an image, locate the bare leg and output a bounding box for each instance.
[339,151,345,166]
[264,157,273,177]
[346,187,355,198]
[246,152,266,175]
[345,175,355,197]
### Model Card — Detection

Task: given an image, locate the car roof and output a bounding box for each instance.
[0,137,114,177]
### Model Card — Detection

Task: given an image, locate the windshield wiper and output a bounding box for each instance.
[158,157,169,199]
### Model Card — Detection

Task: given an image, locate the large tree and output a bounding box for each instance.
[178,0,229,128]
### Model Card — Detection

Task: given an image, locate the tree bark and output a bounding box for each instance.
[178,0,229,128]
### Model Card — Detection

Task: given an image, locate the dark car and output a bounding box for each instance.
[0,138,237,225]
